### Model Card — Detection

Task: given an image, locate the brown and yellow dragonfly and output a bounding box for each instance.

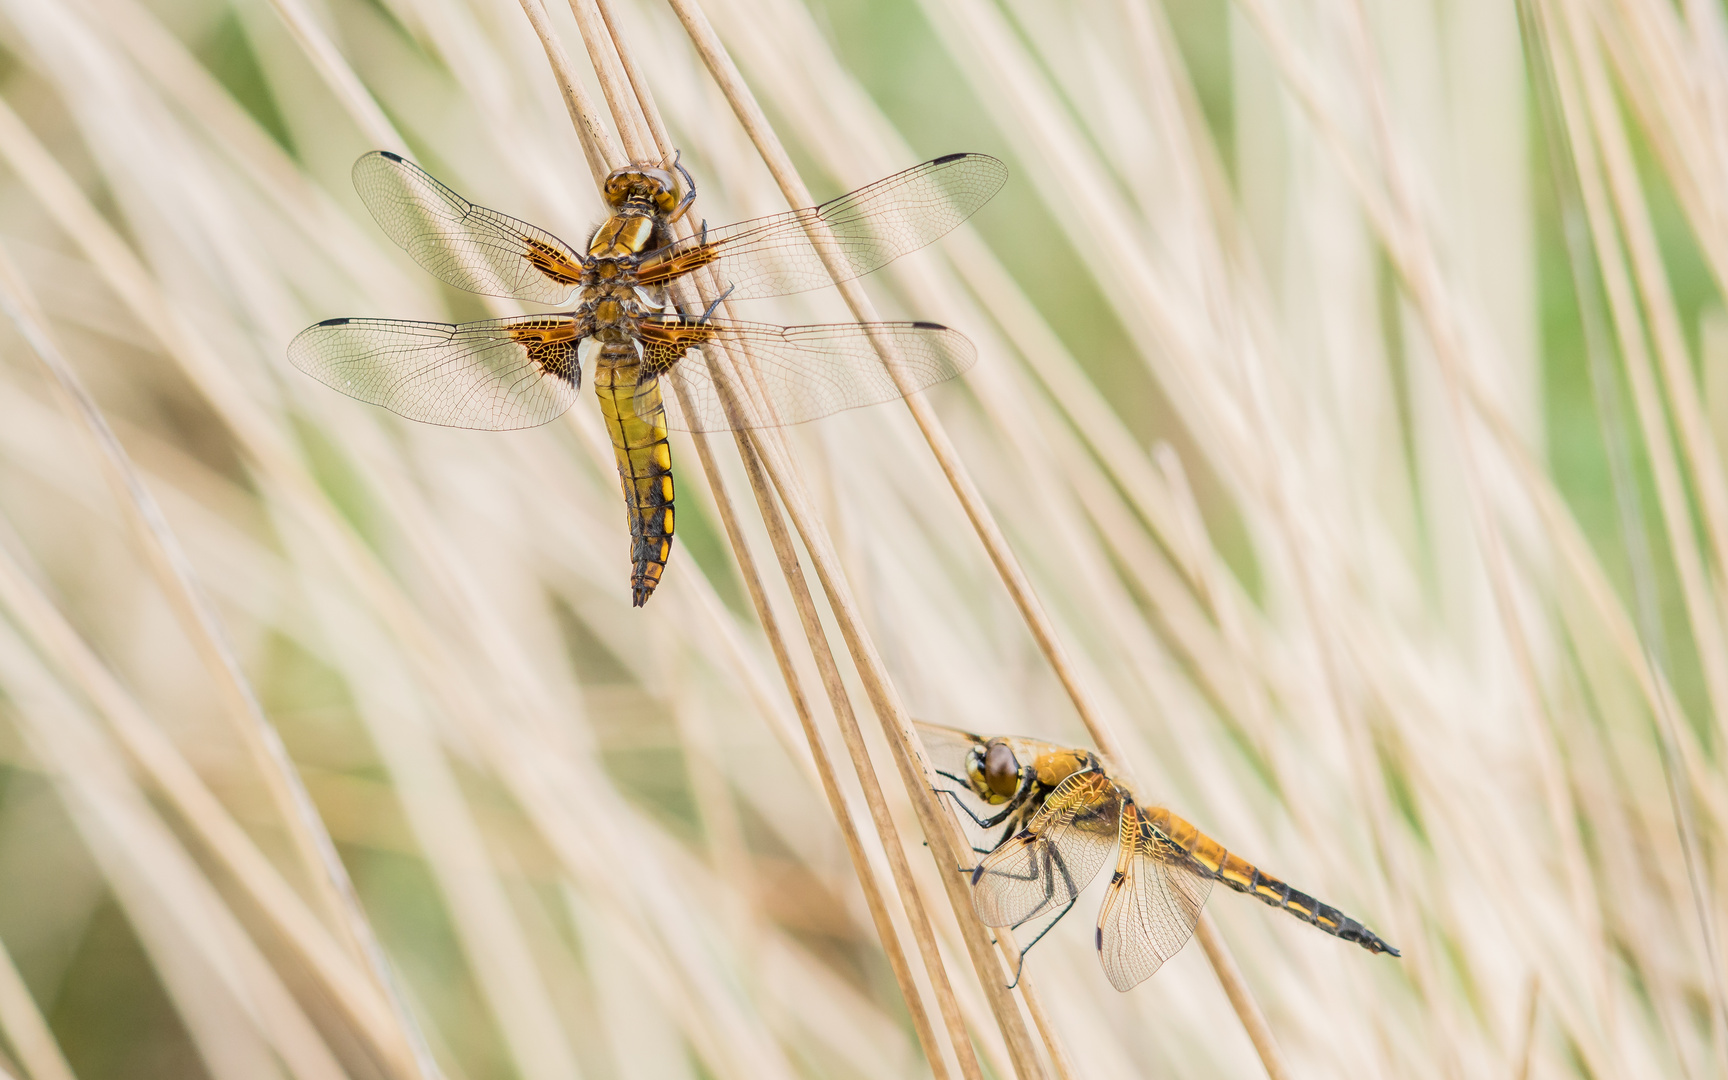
[289,151,1005,605]
[917,721,1399,990]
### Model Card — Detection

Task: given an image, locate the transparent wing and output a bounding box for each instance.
[637,318,976,433]
[637,154,1006,301]
[912,720,988,781]
[1096,803,1213,992]
[971,771,1122,928]
[288,315,582,430]
[352,151,586,304]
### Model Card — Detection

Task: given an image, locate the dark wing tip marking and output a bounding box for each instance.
[378,150,403,162]
[911,320,948,330]
[932,152,969,164]
[316,317,351,327]
[1095,927,1103,951]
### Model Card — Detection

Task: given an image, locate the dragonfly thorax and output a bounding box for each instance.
[588,213,657,258]
[1030,747,1094,786]
[579,279,663,341]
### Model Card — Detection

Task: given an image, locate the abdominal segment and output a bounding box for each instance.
[593,344,675,606]
[1142,806,1400,956]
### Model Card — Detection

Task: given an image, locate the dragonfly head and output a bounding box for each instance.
[967,740,1023,804]
[602,165,683,217]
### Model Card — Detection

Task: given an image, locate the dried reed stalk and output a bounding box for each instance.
[0,229,435,1080]
[8,0,1728,1074]
[0,931,75,1080]
[602,5,1064,1073]
[0,527,400,1065]
[653,0,1295,1074]
[0,601,347,1080]
[1533,0,1728,1054]
[524,5,987,1075]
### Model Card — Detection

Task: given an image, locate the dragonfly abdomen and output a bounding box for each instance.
[1144,807,1400,957]
[593,343,674,606]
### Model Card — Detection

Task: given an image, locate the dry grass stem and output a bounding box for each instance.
[514,6,983,1076]
[0,932,76,1080]
[1,0,1724,1075]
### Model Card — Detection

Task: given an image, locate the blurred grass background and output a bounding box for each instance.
[0,0,1721,1077]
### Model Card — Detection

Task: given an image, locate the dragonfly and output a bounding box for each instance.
[289,150,1006,605]
[916,721,1400,991]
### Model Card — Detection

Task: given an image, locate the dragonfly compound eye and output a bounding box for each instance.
[965,748,1003,805]
[602,167,679,213]
[983,741,1022,799]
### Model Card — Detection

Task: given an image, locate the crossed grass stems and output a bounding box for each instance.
[6,0,1714,1071]
[484,0,1361,1074]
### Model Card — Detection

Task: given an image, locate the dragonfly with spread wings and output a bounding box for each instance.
[289,151,1005,605]
[916,721,1399,991]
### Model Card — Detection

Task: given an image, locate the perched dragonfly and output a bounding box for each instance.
[290,151,1006,605]
[917,721,1399,991]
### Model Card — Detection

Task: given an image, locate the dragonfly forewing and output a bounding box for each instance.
[972,770,1122,928]
[287,315,583,430]
[914,720,987,782]
[636,318,976,433]
[353,151,586,305]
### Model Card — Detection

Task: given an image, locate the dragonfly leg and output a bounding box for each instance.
[1028,841,1075,920]
[933,784,1004,829]
[930,790,1004,869]
[930,774,1024,830]
[1052,844,1079,900]
[1003,897,1077,990]
[668,152,699,224]
[698,284,736,324]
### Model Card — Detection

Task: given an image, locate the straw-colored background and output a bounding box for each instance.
[0,0,1720,1076]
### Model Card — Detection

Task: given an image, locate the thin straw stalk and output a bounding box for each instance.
[514,6,972,1075]
[0,618,346,1080]
[517,0,615,185]
[656,0,1291,1073]
[571,3,1056,1070]
[1535,0,1728,1053]
[0,526,402,1069]
[1551,0,1728,756]
[0,932,76,1080]
[597,0,1051,1066]
[726,430,969,1080]
[254,0,407,152]
[0,95,441,1080]
[1221,0,1623,1058]
[0,238,436,1080]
